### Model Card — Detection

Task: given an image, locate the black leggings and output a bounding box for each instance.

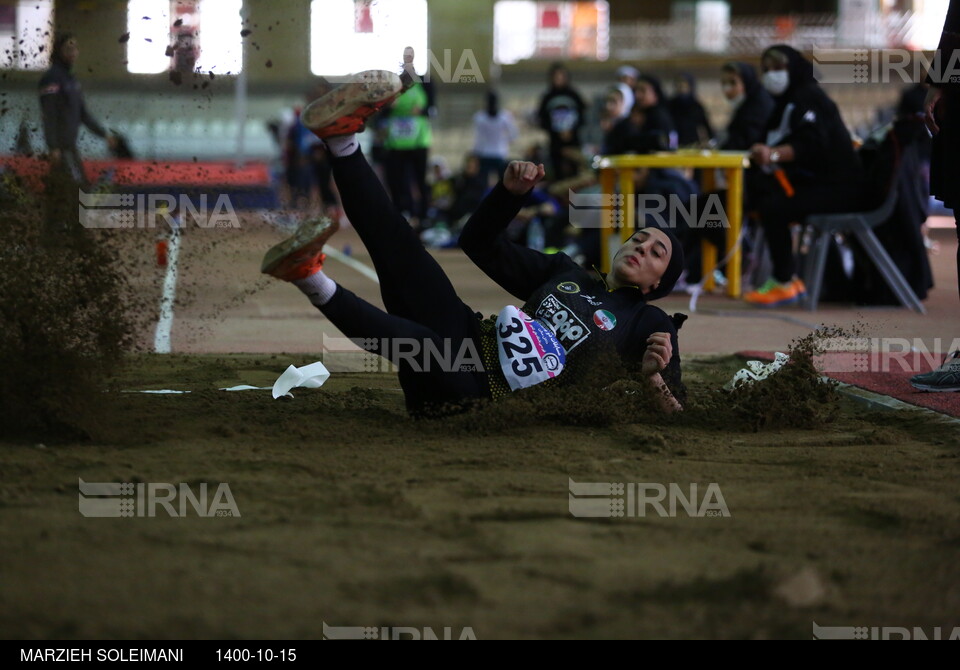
[318,148,489,414]
[750,172,864,283]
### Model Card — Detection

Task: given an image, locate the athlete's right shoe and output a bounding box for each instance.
[743,278,803,307]
[909,350,960,392]
[261,216,339,282]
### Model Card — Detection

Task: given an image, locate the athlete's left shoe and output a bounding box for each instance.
[261,216,339,282]
[910,350,960,392]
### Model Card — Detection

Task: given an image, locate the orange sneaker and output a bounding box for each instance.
[743,278,801,307]
[302,69,405,138]
[792,278,807,298]
[261,216,339,282]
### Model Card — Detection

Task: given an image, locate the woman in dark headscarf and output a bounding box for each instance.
[743,45,866,307]
[605,73,677,154]
[668,72,714,146]
[719,62,775,151]
[683,62,776,285]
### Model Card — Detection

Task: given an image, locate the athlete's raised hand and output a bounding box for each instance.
[503,161,546,195]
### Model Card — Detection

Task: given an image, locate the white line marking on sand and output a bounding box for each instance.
[324,247,380,284]
[153,232,181,353]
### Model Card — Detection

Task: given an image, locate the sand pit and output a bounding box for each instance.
[1,352,959,639]
[2,189,959,640]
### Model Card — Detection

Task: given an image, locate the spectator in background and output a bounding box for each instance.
[744,45,866,307]
[448,154,488,227]
[668,73,714,146]
[615,65,638,120]
[682,62,775,286]
[473,90,518,186]
[309,142,340,219]
[599,87,626,151]
[283,108,313,212]
[384,62,433,228]
[718,62,775,151]
[538,62,586,180]
[605,74,676,155]
[911,0,960,392]
[39,32,117,185]
[607,73,677,154]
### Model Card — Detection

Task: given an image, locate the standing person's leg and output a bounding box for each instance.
[412,146,430,221]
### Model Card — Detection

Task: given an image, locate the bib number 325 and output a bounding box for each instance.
[495,306,566,391]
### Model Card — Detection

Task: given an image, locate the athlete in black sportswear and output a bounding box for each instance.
[261,69,686,416]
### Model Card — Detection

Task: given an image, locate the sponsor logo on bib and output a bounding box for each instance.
[535,294,591,352]
[593,309,617,331]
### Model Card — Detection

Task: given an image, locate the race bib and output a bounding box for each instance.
[388,117,418,141]
[495,306,565,391]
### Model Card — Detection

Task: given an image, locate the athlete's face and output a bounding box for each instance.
[610,228,672,294]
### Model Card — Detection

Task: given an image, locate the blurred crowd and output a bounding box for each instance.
[269,47,938,307]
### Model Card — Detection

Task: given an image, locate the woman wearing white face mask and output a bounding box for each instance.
[743,45,866,307]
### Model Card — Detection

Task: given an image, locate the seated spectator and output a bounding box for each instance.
[743,45,867,307]
[448,153,488,227]
[426,156,455,225]
[668,73,714,147]
[718,62,775,151]
[683,62,775,285]
[843,84,933,305]
[615,65,638,120]
[606,74,676,155]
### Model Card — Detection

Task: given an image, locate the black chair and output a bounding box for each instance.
[802,172,926,314]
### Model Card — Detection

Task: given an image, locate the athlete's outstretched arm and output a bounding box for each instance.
[459,161,577,301]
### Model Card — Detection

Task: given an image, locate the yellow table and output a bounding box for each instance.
[594,151,750,297]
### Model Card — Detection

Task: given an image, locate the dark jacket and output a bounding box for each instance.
[459,183,684,400]
[667,73,714,146]
[763,45,863,186]
[38,61,107,152]
[928,0,960,208]
[605,104,676,155]
[721,63,775,151]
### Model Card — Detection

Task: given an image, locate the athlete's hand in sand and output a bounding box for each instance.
[924,85,943,135]
[641,331,673,377]
[503,161,546,195]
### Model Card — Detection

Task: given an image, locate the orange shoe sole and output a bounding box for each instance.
[302,70,404,139]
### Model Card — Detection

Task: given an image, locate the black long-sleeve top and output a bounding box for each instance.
[460,182,684,400]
